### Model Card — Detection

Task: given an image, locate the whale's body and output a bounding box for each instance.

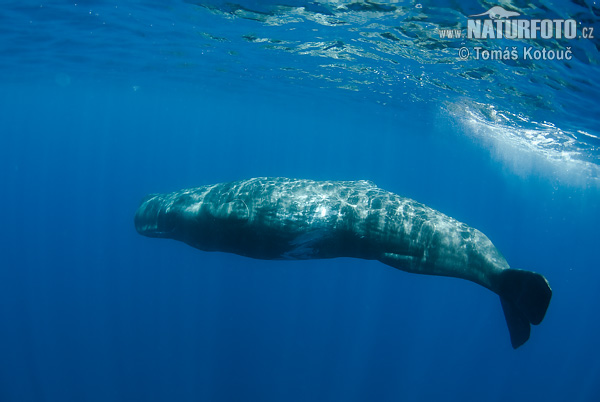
[135,177,551,348]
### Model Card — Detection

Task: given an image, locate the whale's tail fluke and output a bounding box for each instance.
[496,269,552,348]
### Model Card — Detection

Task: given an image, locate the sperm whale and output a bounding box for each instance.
[134,177,552,348]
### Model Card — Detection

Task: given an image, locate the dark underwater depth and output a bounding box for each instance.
[1,1,599,401]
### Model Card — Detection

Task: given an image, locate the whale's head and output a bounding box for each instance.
[134,194,178,238]
[134,190,249,253]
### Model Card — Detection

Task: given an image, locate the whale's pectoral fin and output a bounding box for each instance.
[282,229,330,259]
[496,269,552,349]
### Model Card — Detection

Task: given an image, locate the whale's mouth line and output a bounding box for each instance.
[134,214,176,237]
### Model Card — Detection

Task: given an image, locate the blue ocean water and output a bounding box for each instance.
[1,1,599,401]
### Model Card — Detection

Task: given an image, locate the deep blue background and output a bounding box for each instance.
[0,78,599,402]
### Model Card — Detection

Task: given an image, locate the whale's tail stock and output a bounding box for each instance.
[496,269,552,348]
